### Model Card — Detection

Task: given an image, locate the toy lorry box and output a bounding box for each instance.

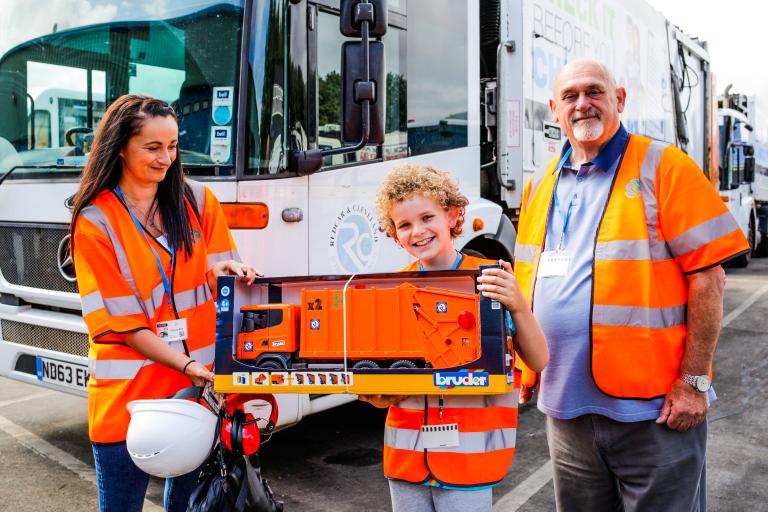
[214,267,516,395]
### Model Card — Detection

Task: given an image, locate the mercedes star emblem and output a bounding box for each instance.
[57,234,77,282]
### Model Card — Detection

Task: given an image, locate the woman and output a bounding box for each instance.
[70,94,259,511]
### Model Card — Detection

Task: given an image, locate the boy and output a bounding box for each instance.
[361,164,548,512]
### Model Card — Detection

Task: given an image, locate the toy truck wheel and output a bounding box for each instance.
[389,360,418,369]
[352,360,380,369]
[256,358,288,370]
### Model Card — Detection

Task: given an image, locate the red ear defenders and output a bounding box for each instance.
[221,394,278,456]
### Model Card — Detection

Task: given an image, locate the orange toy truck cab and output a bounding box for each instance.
[237,304,300,363]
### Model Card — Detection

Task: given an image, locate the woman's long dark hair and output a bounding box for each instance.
[70,94,199,257]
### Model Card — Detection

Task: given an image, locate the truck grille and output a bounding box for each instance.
[1,319,89,357]
[0,222,78,294]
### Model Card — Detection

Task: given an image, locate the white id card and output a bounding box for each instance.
[537,250,571,277]
[421,424,460,449]
[157,318,188,342]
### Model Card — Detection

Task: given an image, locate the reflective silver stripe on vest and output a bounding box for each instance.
[144,282,168,316]
[594,239,657,261]
[81,280,165,319]
[421,393,518,409]
[175,283,214,313]
[639,141,673,261]
[667,211,740,258]
[593,304,686,329]
[384,426,516,454]
[207,250,239,269]
[89,341,213,380]
[187,179,206,216]
[513,243,538,264]
[81,205,148,316]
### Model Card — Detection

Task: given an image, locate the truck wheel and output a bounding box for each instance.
[389,360,418,369]
[352,360,380,369]
[257,359,287,370]
[731,219,755,268]
[756,228,768,257]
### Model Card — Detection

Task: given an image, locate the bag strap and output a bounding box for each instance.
[233,465,249,512]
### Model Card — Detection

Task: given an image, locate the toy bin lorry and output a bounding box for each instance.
[214,269,517,396]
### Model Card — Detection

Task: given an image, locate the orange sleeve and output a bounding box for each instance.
[656,147,750,273]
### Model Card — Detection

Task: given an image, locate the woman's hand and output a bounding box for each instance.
[211,260,262,286]
[476,260,526,313]
[182,359,215,387]
[359,394,409,408]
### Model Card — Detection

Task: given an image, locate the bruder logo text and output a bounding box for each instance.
[434,370,490,389]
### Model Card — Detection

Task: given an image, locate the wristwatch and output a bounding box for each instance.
[682,373,711,393]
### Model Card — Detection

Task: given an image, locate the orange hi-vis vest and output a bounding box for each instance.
[73,180,238,443]
[383,255,520,487]
[514,135,749,399]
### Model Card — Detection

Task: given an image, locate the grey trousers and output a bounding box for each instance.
[388,479,492,512]
[546,414,707,512]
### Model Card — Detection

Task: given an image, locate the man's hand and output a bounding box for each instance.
[656,379,708,431]
[359,394,409,408]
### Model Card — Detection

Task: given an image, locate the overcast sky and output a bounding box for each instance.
[645,0,767,99]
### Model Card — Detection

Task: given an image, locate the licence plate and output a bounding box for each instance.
[36,356,90,392]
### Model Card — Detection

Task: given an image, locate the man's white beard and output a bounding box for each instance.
[572,118,604,141]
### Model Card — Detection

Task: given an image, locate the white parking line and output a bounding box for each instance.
[0,414,163,512]
[0,391,56,408]
[722,282,768,328]
[493,460,552,511]
[492,281,768,510]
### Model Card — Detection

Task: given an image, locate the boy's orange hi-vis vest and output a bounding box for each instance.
[514,135,749,399]
[73,180,238,443]
[383,255,520,487]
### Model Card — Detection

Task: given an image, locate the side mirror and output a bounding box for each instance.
[341,41,385,144]
[744,156,755,183]
[340,0,388,37]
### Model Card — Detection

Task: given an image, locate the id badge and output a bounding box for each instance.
[537,250,571,277]
[157,318,188,342]
[421,424,460,449]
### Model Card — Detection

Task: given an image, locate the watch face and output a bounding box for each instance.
[695,376,710,392]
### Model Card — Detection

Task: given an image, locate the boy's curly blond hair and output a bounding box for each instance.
[375,164,468,239]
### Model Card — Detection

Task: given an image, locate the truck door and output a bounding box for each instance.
[529,36,567,171]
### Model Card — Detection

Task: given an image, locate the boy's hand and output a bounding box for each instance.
[358,394,409,408]
[477,260,526,313]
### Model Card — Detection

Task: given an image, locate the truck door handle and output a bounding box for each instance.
[282,207,304,223]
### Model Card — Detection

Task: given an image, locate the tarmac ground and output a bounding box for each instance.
[0,259,767,511]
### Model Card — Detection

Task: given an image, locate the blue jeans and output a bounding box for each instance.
[92,442,199,512]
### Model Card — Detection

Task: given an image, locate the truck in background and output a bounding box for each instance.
[0,0,717,427]
[717,90,767,266]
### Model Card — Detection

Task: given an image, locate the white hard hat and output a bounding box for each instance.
[126,398,217,478]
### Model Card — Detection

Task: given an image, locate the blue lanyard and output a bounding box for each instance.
[115,185,174,309]
[552,146,575,251]
[418,250,463,271]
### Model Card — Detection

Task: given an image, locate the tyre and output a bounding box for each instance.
[730,219,755,268]
[352,360,380,369]
[257,358,286,370]
[389,359,418,369]
[755,229,768,257]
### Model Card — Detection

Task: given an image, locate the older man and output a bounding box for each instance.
[513,59,749,511]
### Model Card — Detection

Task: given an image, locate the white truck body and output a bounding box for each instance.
[0,0,712,428]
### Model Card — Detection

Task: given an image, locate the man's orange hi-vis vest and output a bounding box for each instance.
[514,135,749,399]
[73,180,238,443]
[383,255,520,487]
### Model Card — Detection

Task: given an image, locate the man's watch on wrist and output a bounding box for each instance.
[681,373,711,392]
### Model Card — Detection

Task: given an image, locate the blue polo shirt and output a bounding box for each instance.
[532,125,713,422]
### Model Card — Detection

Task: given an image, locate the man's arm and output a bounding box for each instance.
[656,265,726,431]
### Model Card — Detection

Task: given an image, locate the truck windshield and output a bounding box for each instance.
[0,0,245,179]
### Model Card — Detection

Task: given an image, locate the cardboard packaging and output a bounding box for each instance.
[214,267,516,395]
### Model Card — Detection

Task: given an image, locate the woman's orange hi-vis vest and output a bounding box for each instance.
[514,135,749,399]
[73,180,238,443]
[383,255,520,487]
